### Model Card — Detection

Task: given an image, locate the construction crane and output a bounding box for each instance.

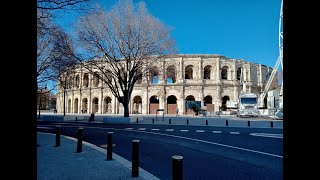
[260,0,283,109]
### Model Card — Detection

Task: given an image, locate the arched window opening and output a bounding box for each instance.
[104,97,112,114]
[75,75,80,88]
[204,65,212,79]
[82,98,88,113]
[237,67,242,80]
[92,97,99,113]
[74,98,78,113]
[221,66,228,80]
[185,65,194,79]
[221,96,230,111]
[149,95,159,114]
[166,95,177,114]
[83,73,89,88]
[67,99,71,113]
[132,96,142,114]
[166,65,176,84]
[93,73,99,87]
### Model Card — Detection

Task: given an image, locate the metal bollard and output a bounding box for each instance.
[226,120,228,126]
[152,118,154,124]
[132,140,140,177]
[206,120,208,125]
[169,119,171,124]
[107,132,113,160]
[271,121,274,127]
[77,128,83,153]
[55,126,60,147]
[75,117,77,122]
[248,121,250,127]
[136,118,138,123]
[187,119,189,125]
[172,155,183,180]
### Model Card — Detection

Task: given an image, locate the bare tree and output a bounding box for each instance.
[74,0,175,117]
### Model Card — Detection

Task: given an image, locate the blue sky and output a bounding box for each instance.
[55,0,282,68]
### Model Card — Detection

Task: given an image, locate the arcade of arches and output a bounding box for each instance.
[57,54,275,115]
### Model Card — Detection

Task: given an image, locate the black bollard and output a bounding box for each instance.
[132,140,140,177]
[187,119,189,125]
[206,120,208,125]
[248,121,250,127]
[172,155,183,180]
[152,118,154,124]
[136,118,138,123]
[107,132,113,160]
[271,121,274,127]
[75,117,77,122]
[77,128,83,153]
[169,119,171,124]
[226,120,228,126]
[55,126,60,147]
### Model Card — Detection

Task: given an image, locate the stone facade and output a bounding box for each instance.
[56,54,275,115]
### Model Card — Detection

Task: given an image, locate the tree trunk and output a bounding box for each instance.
[123,101,129,117]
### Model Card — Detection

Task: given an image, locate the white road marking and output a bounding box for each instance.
[230,132,240,134]
[196,130,205,133]
[151,129,160,131]
[43,125,283,158]
[37,126,52,129]
[212,131,222,133]
[137,128,146,131]
[165,129,174,131]
[250,133,283,139]
[180,130,189,132]
[125,128,133,130]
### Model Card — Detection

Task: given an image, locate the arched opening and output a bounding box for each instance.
[204,65,212,79]
[83,73,89,88]
[221,96,230,111]
[185,65,194,79]
[251,67,258,86]
[67,99,71,113]
[132,96,142,114]
[82,98,88,113]
[68,76,73,89]
[92,97,99,113]
[237,67,242,80]
[221,66,228,80]
[166,65,176,84]
[93,72,99,87]
[149,66,159,85]
[74,98,78,113]
[166,95,177,114]
[203,95,214,113]
[149,95,159,114]
[185,95,195,115]
[104,97,112,114]
[75,75,80,88]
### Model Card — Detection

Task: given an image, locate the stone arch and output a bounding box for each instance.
[204,65,212,79]
[74,98,79,113]
[185,95,196,115]
[149,66,159,84]
[104,96,112,114]
[67,99,71,113]
[82,98,88,113]
[149,95,159,114]
[92,97,99,113]
[203,95,214,113]
[250,66,258,86]
[185,65,194,79]
[221,96,230,111]
[83,73,89,88]
[93,72,100,87]
[166,65,176,83]
[221,66,228,80]
[237,67,242,80]
[75,75,80,88]
[166,95,177,114]
[132,96,142,114]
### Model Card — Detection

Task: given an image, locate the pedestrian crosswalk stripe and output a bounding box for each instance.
[230,132,240,134]
[180,130,189,132]
[196,130,205,133]
[165,129,174,131]
[125,128,133,130]
[212,131,222,133]
[151,129,160,131]
[137,128,146,130]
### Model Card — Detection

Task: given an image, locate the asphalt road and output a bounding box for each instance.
[37,122,283,180]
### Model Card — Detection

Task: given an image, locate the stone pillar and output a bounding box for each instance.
[100,88,103,114]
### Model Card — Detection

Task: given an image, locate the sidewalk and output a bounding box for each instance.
[37,132,160,180]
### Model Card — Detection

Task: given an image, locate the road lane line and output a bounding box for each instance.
[196,130,205,133]
[230,132,240,134]
[151,129,160,131]
[125,128,133,130]
[165,129,174,131]
[41,125,283,158]
[137,128,146,131]
[212,131,222,133]
[250,133,283,139]
[37,126,52,129]
[180,130,189,132]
